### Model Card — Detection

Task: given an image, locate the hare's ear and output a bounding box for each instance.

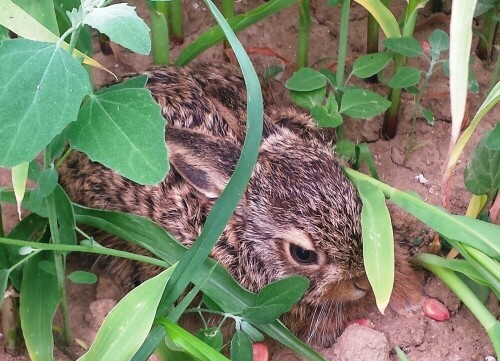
[166,127,240,199]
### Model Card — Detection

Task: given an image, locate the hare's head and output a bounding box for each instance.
[167,108,367,346]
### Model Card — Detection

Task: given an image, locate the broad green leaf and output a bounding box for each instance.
[0,39,92,167]
[354,180,394,313]
[474,0,496,17]
[241,304,289,323]
[20,253,59,361]
[256,276,309,308]
[339,88,391,119]
[38,166,58,197]
[175,0,298,65]
[422,107,435,125]
[240,321,264,342]
[428,29,449,56]
[389,66,421,89]
[353,0,401,38]
[13,0,59,35]
[98,74,149,94]
[486,122,500,150]
[66,87,168,185]
[384,37,423,57]
[0,269,9,301]
[197,328,223,351]
[231,331,252,361]
[290,87,326,110]
[345,169,500,259]
[263,65,284,79]
[68,270,98,284]
[464,130,500,196]
[352,52,393,79]
[159,319,230,361]
[335,139,357,160]
[285,68,327,91]
[311,105,343,128]
[0,0,106,71]
[54,185,76,234]
[83,4,151,55]
[78,267,175,361]
[11,162,28,218]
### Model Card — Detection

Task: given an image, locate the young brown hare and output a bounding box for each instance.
[59,64,422,347]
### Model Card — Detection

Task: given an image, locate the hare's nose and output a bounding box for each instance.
[354,276,371,292]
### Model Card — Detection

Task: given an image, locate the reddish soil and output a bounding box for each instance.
[1,0,498,360]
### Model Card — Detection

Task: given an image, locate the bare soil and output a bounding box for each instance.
[1,0,499,360]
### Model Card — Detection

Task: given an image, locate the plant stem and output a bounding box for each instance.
[381,0,420,139]
[430,0,443,13]
[296,0,311,69]
[0,201,4,238]
[0,237,169,269]
[67,24,82,56]
[404,57,438,162]
[168,0,184,45]
[475,6,499,61]
[423,263,500,355]
[1,295,20,354]
[149,1,170,65]
[336,0,351,87]
[366,13,380,83]
[222,0,235,50]
[488,54,500,95]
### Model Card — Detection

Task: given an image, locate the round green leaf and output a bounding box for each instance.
[384,37,423,57]
[486,123,500,150]
[311,105,343,128]
[68,270,98,284]
[352,52,393,79]
[230,331,252,361]
[422,107,435,125]
[0,39,92,167]
[83,4,151,55]
[428,29,449,55]
[290,87,326,110]
[197,328,223,351]
[339,88,391,119]
[389,66,421,89]
[66,87,168,185]
[285,68,327,91]
[38,166,58,197]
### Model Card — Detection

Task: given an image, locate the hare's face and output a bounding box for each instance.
[240,128,365,296]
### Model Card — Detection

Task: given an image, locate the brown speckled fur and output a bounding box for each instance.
[59,64,422,347]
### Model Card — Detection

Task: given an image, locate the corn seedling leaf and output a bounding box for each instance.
[20,253,59,361]
[66,87,168,185]
[12,0,59,35]
[78,267,175,361]
[353,0,401,38]
[11,162,28,218]
[354,180,394,313]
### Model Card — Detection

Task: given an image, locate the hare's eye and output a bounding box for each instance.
[289,244,318,265]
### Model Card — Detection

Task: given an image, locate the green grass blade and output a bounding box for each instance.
[175,0,298,65]
[353,180,394,313]
[20,252,59,361]
[12,0,59,35]
[78,267,175,361]
[345,169,500,259]
[353,0,401,38]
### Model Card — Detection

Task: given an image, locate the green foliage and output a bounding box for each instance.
[67,270,97,284]
[384,37,423,57]
[79,267,175,361]
[464,130,500,197]
[0,39,92,167]
[340,88,391,119]
[230,331,253,361]
[388,66,421,89]
[351,52,392,79]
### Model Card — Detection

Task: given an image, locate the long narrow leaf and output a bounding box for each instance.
[353,0,401,38]
[78,267,175,361]
[354,180,394,313]
[175,0,298,65]
[448,0,478,146]
[345,169,500,259]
